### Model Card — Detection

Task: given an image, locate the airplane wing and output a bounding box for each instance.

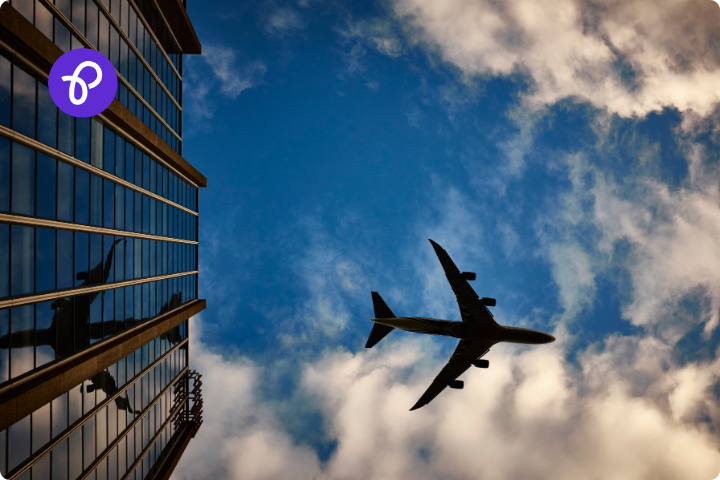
[429,239,498,326]
[410,339,494,411]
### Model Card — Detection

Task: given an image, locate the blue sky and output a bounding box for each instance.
[173,0,720,478]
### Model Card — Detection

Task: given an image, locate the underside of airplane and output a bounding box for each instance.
[366,239,555,411]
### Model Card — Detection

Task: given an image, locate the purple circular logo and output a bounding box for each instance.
[49,49,117,117]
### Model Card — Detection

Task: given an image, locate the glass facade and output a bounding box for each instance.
[11,0,183,153]
[0,0,203,478]
[0,322,189,480]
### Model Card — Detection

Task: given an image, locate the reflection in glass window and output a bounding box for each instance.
[12,64,36,139]
[11,225,34,296]
[75,169,90,224]
[0,137,8,212]
[38,82,57,148]
[76,117,91,163]
[37,153,57,219]
[36,228,56,293]
[11,143,35,216]
[10,305,34,378]
[35,300,56,367]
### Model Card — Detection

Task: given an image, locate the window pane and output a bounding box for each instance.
[103,289,114,338]
[87,1,99,47]
[11,226,34,296]
[111,26,120,71]
[36,300,56,365]
[104,179,114,228]
[10,305,34,378]
[89,288,101,344]
[37,153,57,219]
[99,12,110,59]
[57,229,73,290]
[0,225,7,298]
[125,238,133,281]
[74,232,89,288]
[134,149,142,187]
[115,184,124,230]
[12,64,36,139]
[134,192,141,232]
[38,82,58,148]
[57,162,74,221]
[8,413,30,471]
[11,143,35,216]
[55,18,71,53]
[0,53,10,127]
[115,135,125,178]
[74,294,89,351]
[133,238,141,279]
[115,237,124,282]
[71,0,86,35]
[90,234,102,285]
[104,127,115,174]
[0,137,9,212]
[90,174,103,226]
[91,119,103,168]
[125,187,133,232]
[52,439,69,480]
[75,117,90,163]
[36,228,55,293]
[58,110,74,156]
[32,402,51,453]
[0,309,7,383]
[75,169,90,224]
[125,143,134,182]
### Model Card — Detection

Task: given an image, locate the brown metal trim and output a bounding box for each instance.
[0,123,198,214]
[0,4,208,187]
[7,352,189,480]
[147,422,196,480]
[0,213,199,243]
[0,298,205,432]
[0,270,198,309]
[154,0,202,55]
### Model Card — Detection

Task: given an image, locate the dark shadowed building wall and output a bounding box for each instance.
[0,0,206,478]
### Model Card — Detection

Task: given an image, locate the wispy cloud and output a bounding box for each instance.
[185,44,266,129]
[263,5,308,37]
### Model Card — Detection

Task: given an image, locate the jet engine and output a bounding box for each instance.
[472,359,489,368]
[448,380,464,389]
[480,297,496,307]
[461,272,476,281]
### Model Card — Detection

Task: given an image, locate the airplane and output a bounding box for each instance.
[0,238,185,356]
[365,239,555,411]
[84,370,140,414]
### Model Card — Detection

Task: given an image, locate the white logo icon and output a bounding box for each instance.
[61,61,103,106]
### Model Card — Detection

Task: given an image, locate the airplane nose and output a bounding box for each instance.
[545,333,556,343]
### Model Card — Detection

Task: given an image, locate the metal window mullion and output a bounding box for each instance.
[88,0,182,107]
[125,0,182,80]
[5,341,189,480]
[0,270,198,309]
[0,212,198,244]
[0,123,198,213]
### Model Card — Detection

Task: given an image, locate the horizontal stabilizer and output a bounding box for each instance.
[365,322,394,348]
[366,292,396,348]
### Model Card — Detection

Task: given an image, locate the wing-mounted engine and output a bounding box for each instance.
[472,359,489,368]
[461,271,476,281]
[447,380,464,389]
[480,297,496,307]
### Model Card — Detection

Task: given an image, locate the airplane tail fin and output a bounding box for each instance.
[366,292,395,348]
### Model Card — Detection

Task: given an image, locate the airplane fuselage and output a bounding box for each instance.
[372,317,554,345]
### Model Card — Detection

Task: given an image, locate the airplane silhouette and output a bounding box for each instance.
[366,239,555,410]
[0,239,185,357]
[84,370,140,414]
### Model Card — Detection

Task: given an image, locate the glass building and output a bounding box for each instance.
[0,0,206,479]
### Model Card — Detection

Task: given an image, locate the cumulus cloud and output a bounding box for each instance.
[175,315,720,480]
[385,0,720,117]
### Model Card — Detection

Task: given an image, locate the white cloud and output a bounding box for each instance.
[264,6,307,36]
[388,0,720,118]
[185,45,266,127]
